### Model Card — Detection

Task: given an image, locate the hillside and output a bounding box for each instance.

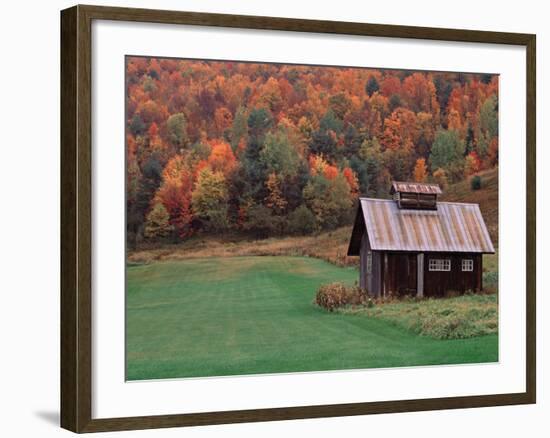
[126,57,499,248]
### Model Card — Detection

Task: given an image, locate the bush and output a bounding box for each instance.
[471,175,482,190]
[315,282,367,312]
[288,205,317,235]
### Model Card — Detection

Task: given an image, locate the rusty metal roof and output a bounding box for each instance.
[390,181,442,195]
[348,198,495,254]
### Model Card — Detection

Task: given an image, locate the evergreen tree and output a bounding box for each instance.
[479,95,498,139]
[343,124,363,158]
[130,154,163,242]
[310,109,342,160]
[366,76,380,97]
[359,137,384,197]
[129,114,145,136]
[230,106,248,151]
[242,108,273,202]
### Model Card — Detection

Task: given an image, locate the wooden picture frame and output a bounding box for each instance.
[60,4,536,433]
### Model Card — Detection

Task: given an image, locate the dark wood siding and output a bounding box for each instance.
[370,251,382,297]
[359,233,369,290]
[382,252,418,297]
[423,253,482,297]
[360,245,484,298]
[359,230,382,297]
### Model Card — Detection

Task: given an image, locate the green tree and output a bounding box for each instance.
[126,159,143,249]
[129,114,145,136]
[480,73,493,84]
[144,203,172,239]
[247,107,273,140]
[166,113,188,149]
[328,92,351,120]
[242,204,281,238]
[343,124,363,158]
[310,109,342,159]
[142,75,157,93]
[230,106,248,151]
[191,168,229,231]
[243,108,274,202]
[288,205,317,235]
[478,95,498,161]
[429,129,465,171]
[303,174,353,230]
[366,76,380,97]
[349,156,368,196]
[188,141,212,165]
[129,154,163,244]
[319,108,344,133]
[479,95,498,138]
[281,160,309,212]
[359,137,385,197]
[259,129,300,179]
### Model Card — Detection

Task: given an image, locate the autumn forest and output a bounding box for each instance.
[126,56,498,246]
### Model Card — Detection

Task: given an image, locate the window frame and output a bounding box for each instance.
[462,258,474,272]
[428,258,451,272]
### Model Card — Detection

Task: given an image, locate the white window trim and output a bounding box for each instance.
[462,259,474,271]
[428,258,451,271]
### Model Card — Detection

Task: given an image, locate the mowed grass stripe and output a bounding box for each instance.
[126,256,497,380]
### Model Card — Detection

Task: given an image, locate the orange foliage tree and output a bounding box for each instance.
[413,158,428,182]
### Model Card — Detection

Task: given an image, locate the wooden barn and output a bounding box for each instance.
[347,181,495,298]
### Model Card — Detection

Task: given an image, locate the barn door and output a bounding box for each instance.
[407,254,417,293]
[389,253,417,296]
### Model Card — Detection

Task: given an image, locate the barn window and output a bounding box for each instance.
[428,259,451,271]
[366,251,372,274]
[462,259,474,271]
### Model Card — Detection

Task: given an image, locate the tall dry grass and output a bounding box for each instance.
[128,226,358,267]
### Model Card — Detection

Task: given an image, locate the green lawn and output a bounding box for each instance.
[126,256,498,380]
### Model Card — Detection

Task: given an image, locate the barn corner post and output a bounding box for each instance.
[417,253,424,297]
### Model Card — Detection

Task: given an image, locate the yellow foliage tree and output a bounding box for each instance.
[413,158,428,182]
[265,173,287,214]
